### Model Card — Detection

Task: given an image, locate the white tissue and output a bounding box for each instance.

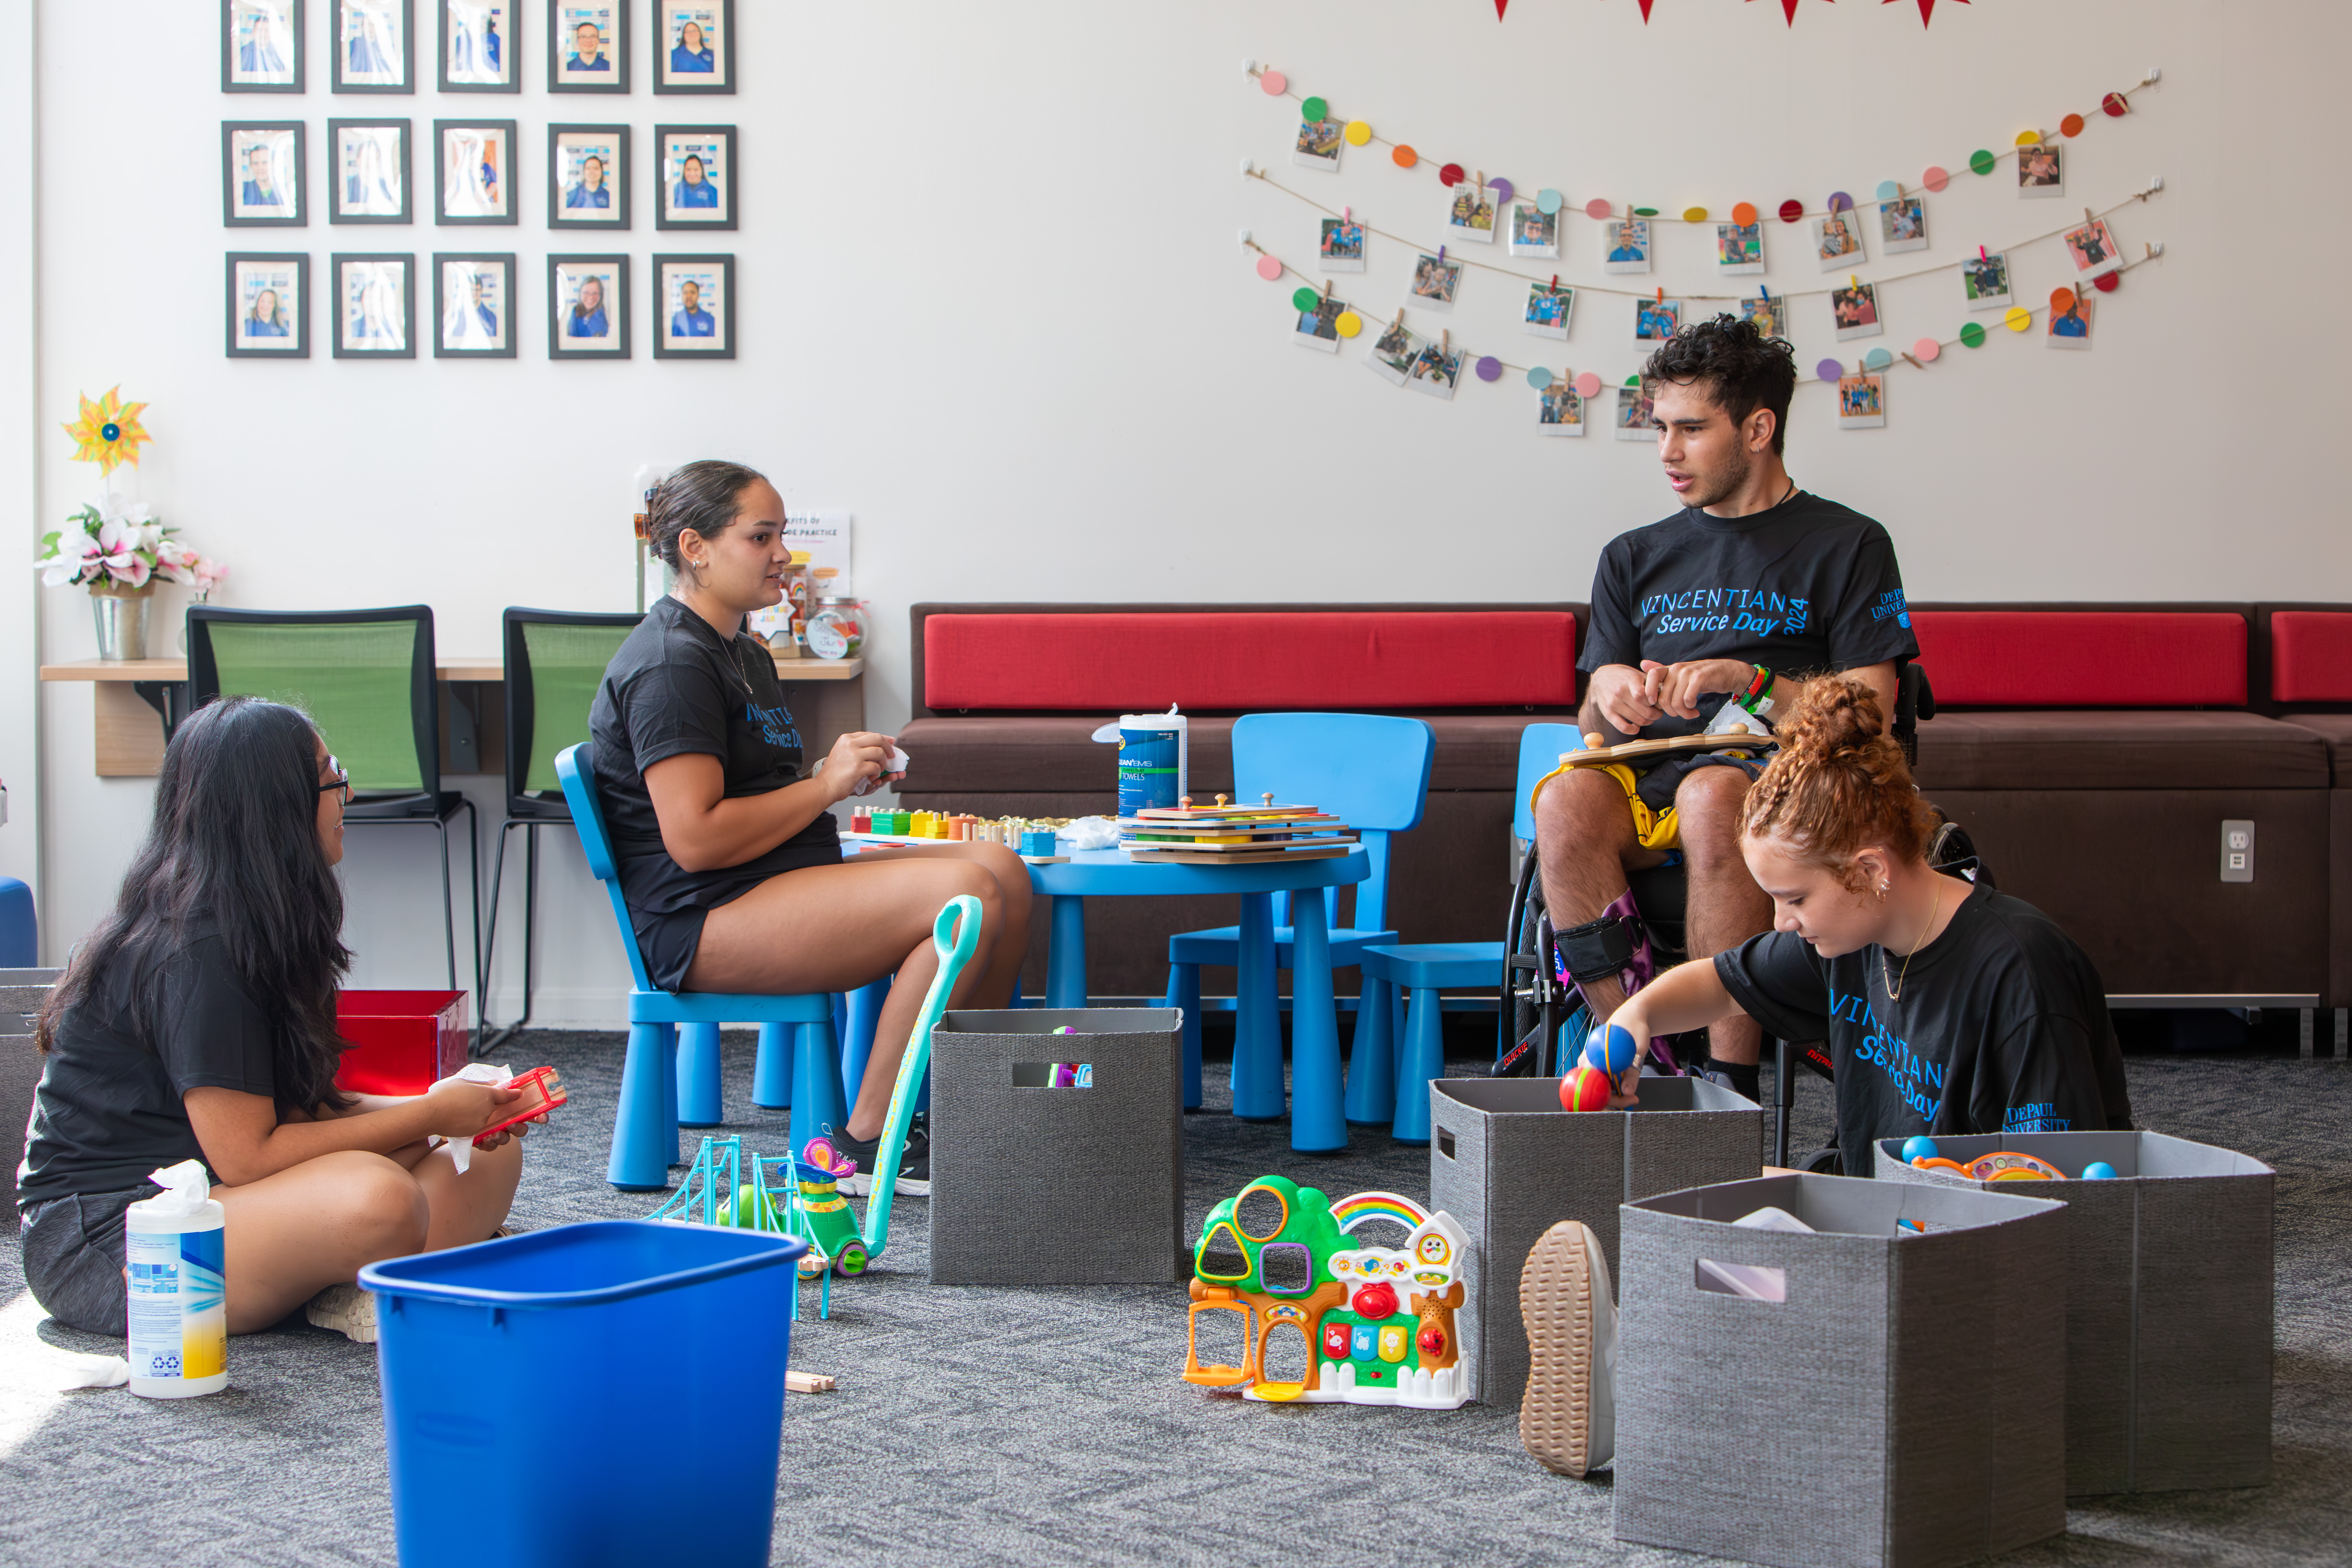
[1732,1205,1815,1234]
[848,746,911,798]
[1059,816,1120,852]
[1706,702,1773,738]
[58,1354,130,1391]
[434,1063,513,1174]
[142,1160,212,1217]
[1089,721,1121,743]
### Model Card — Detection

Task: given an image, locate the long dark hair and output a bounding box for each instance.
[647,457,766,574]
[37,696,355,1115]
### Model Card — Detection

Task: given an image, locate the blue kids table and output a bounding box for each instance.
[1025,846,1370,1153]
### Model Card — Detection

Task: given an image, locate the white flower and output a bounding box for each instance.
[97,518,138,555]
[107,555,150,589]
[136,524,163,552]
[98,494,154,528]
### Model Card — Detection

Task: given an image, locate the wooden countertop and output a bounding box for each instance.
[39,655,864,683]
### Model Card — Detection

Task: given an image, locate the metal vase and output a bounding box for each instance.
[90,589,150,662]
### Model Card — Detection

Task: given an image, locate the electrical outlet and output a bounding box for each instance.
[2220,819,2254,883]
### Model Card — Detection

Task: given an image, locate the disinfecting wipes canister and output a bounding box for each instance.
[1116,707,1188,816]
[125,1160,228,1399]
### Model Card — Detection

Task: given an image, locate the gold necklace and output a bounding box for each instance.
[1881,878,1943,1002]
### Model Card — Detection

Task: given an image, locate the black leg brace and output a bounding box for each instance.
[1553,911,1642,987]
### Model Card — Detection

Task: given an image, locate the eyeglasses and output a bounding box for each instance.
[316,756,351,804]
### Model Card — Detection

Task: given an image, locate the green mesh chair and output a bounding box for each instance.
[480,608,643,1049]
[187,604,480,1000]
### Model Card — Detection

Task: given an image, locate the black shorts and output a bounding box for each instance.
[1630,750,1768,816]
[18,1183,157,1336]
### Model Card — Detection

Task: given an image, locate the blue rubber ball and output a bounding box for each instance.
[1901,1135,1940,1164]
[1584,1021,1638,1074]
[2080,1161,2118,1181]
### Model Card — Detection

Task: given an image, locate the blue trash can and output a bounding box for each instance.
[360,1221,807,1568]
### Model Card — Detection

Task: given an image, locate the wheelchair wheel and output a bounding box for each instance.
[1496,845,1572,1078]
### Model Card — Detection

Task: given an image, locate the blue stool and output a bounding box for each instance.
[556,743,846,1191]
[1162,713,1435,1125]
[0,877,34,967]
[1350,722,1583,1143]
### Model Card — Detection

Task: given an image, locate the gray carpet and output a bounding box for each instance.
[3,1036,2348,1568]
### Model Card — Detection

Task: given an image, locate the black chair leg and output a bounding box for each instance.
[479,818,538,1057]
[1773,1038,1796,1170]
[436,816,457,993]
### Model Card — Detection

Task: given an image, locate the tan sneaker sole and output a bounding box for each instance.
[1519,1220,1598,1477]
[306,1284,379,1344]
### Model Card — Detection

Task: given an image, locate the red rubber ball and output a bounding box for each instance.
[1355,1282,1399,1320]
[1561,1065,1611,1112]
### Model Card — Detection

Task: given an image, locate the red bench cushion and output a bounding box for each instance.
[921,611,1578,710]
[2272,612,2352,702]
[1910,611,2246,707]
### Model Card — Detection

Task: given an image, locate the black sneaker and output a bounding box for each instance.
[825,1126,930,1198]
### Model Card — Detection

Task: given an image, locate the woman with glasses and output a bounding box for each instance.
[18,697,555,1345]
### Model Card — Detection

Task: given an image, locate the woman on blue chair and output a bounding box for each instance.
[20,698,542,1345]
[589,459,1034,1191]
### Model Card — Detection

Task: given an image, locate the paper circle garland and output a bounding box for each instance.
[1254,255,1283,281]
[1731,201,1757,226]
[1585,198,1614,221]
[1682,205,1708,223]
[1778,198,1805,223]
[1874,180,1901,202]
[2102,91,2130,117]
[1536,188,1563,215]
[1827,191,1854,213]
[2060,112,2086,138]
[1633,206,1659,218]
[1921,165,1950,192]
[2092,270,2120,293]
[1438,162,1465,187]
[1259,69,1287,95]
[1300,95,1329,122]
[2050,286,2078,313]
[1392,144,1418,168]
[1814,357,1843,382]
[1475,355,1503,383]
[1862,348,1892,371]
[1624,373,1641,386]
[1574,372,1602,399]
[1291,286,1318,312]
[2014,129,2042,146]
[1959,321,1987,348]
[1490,177,1514,204]
[1344,120,1373,146]
[1334,311,1363,337]
[2004,306,2033,332]
[1969,148,1996,176]
[1913,337,1941,362]
[1526,366,1555,389]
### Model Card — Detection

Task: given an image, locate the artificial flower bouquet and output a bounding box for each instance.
[35,495,226,595]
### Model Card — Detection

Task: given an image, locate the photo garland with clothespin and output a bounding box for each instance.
[1237,61,2168,430]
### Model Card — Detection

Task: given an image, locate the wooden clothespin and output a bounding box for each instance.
[1475,169,1486,196]
[1849,274,1860,290]
[1901,352,1924,370]
[1321,277,1332,299]
[1440,328,1451,355]
[1550,273,1560,295]
[1391,306,1405,330]
[1436,244,1446,264]
[1979,245,1989,261]
[2084,206,2096,228]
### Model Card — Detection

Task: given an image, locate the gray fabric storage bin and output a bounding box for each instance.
[927,1007,1183,1285]
[1427,1074,1760,1407]
[1615,1174,2067,1568]
[1872,1129,2274,1494]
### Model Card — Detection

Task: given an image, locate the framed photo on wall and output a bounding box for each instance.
[652,253,732,358]
[438,0,517,91]
[653,1,733,94]
[223,0,303,93]
[223,122,306,227]
[225,253,310,357]
[435,119,517,224]
[549,254,629,358]
[548,124,629,230]
[654,124,734,230]
[548,1,629,93]
[334,0,415,93]
[328,120,411,223]
[432,252,516,357]
[332,252,416,357]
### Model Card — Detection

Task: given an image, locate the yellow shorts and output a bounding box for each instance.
[1528,760,1684,853]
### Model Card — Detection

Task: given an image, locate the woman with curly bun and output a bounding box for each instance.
[1602,673,2131,1156]
[587,460,1032,1192]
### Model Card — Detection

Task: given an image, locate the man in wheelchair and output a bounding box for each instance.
[1533,314,1921,1101]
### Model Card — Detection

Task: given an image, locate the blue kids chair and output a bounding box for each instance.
[556,743,845,1190]
[1360,722,1581,1143]
[1162,713,1435,1121]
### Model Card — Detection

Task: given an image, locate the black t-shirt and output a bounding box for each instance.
[1577,491,1920,736]
[587,594,841,921]
[1715,878,2134,1156]
[17,930,279,1208]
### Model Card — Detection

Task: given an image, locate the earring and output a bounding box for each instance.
[1877,880,1889,899]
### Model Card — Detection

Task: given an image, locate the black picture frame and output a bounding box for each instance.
[651,0,733,95]
[547,0,630,93]
[331,0,416,93]
[437,0,519,91]
[327,119,413,224]
[433,119,519,225]
[225,253,311,358]
[651,253,734,359]
[547,123,630,231]
[222,0,305,93]
[330,252,418,358]
[222,121,308,228]
[653,123,735,231]
[430,252,518,358]
[548,254,630,358]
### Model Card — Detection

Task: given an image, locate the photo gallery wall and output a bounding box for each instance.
[220,0,738,362]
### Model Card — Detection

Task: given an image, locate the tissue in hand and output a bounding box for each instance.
[435,1063,513,1173]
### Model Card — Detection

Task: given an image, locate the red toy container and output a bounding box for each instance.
[335,990,470,1096]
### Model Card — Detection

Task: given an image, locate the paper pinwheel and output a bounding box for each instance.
[62,387,153,477]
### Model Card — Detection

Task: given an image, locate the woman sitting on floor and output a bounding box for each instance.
[588,459,1034,1191]
[1606,672,2134,1152]
[21,697,541,1344]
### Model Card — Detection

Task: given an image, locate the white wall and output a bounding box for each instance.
[19,0,2352,1019]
